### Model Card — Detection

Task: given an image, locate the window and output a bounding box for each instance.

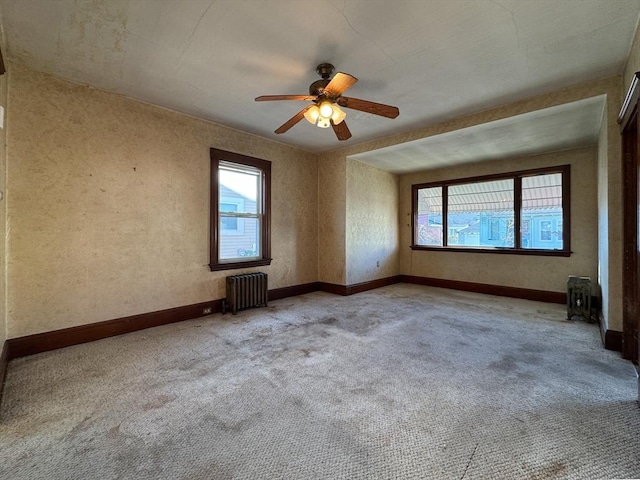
[540,220,552,241]
[220,201,241,232]
[416,186,442,246]
[412,165,570,256]
[209,148,271,271]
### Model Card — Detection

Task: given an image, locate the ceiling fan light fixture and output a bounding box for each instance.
[304,105,320,124]
[317,117,331,128]
[319,101,334,118]
[331,104,346,125]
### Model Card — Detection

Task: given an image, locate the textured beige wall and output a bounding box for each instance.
[317,153,346,285]
[623,18,640,95]
[399,148,598,294]
[0,71,6,347]
[6,63,318,338]
[345,158,399,285]
[603,80,624,332]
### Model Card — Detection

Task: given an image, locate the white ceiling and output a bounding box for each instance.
[351,95,606,173]
[0,0,638,167]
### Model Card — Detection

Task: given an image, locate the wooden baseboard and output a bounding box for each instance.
[268,282,320,301]
[3,274,608,360]
[318,276,402,296]
[597,311,623,352]
[598,311,607,345]
[8,299,225,359]
[400,275,566,304]
[604,330,623,352]
[345,276,402,295]
[7,282,331,360]
[0,340,7,408]
[318,282,348,295]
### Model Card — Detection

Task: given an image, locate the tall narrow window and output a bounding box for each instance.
[415,186,443,246]
[210,149,271,271]
[521,172,563,250]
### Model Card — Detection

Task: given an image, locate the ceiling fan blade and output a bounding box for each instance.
[274,106,312,134]
[331,119,352,141]
[337,96,399,118]
[255,95,317,102]
[323,72,358,97]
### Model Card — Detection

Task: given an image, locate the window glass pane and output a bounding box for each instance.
[219,217,260,260]
[219,163,260,214]
[416,186,442,246]
[447,179,514,248]
[220,203,238,231]
[521,173,563,250]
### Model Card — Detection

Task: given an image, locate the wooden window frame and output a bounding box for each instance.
[411,165,571,257]
[209,148,272,271]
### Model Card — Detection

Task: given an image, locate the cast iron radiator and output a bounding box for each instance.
[224,272,268,315]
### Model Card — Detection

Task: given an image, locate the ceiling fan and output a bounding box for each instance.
[255,63,399,141]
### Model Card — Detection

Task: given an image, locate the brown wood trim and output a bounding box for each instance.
[622,109,639,361]
[442,184,448,245]
[563,164,571,254]
[5,274,590,360]
[597,309,623,353]
[619,72,640,129]
[318,276,402,296]
[410,245,571,256]
[8,300,225,359]
[400,275,566,304]
[605,330,623,352]
[514,175,522,248]
[268,282,320,301]
[411,184,418,245]
[598,310,607,345]
[209,258,272,272]
[345,276,402,295]
[318,282,348,296]
[0,340,8,408]
[5,281,333,360]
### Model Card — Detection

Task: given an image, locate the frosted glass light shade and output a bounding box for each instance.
[331,105,346,124]
[317,117,331,128]
[304,105,320,124]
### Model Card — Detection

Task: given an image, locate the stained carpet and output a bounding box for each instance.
[1,284,639,479]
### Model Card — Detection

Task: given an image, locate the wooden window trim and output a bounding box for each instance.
[209,148,272,272]
[411,165,571,256]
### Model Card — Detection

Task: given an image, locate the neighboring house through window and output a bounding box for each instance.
[209,148,271,271]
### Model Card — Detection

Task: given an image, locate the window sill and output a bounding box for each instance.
[410,245,571,257]
[209,258,272,272]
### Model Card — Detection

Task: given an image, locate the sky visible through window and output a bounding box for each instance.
[220,166,258,202]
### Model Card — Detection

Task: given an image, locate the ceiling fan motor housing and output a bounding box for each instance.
[309,79,330,97]
[309,63,336,97]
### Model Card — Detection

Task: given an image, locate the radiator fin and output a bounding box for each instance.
[225,272,268,315]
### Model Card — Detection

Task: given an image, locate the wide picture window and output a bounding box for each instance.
[209,148,271,271]
[412,165,570,256]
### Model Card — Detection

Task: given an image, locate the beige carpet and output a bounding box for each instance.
[1,284,639,479]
